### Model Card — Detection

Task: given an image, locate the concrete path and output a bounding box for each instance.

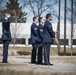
[0,56,76,73]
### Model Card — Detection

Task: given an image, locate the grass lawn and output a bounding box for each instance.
[0,47,76,55]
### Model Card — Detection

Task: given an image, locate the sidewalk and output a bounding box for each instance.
[0,56,76,74]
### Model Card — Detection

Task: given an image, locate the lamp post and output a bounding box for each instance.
[64,0,66,55]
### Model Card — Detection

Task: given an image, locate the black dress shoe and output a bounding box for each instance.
[31,61,37,64]
[37,62,42,64]
[49,63,53,65]
[42,63,48,65]
[42,63,53,66]
[2,61,8,63]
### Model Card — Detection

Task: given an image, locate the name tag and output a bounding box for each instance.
[40,29,43,32]
[35,28,37,30]
[49,25,52,27]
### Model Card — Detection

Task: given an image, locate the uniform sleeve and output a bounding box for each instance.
[31,25,38,36]
[38,27,44,39]
[8,17,12,23]
[2,17,12,34]
[46,23,55,38]
[4,17,12,24]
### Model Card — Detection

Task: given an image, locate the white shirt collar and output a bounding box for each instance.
[33,22,39,26]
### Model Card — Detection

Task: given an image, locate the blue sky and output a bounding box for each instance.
[2,0,76,24]
[18,0,73,24]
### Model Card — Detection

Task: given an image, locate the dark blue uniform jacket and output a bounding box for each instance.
[43,20,55,44]
[1,17,12,41]
[37,24,44,43]
[30,23,41,44]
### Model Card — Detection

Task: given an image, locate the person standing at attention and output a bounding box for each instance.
[37,17,44,64]
[2,12,12,63]
[43,13,59,65]
[30,16,41,64]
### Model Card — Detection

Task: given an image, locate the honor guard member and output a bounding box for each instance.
[30,16,41,64]
[1,12,12,63]
[37,17,44,64]
[43,13,56,65]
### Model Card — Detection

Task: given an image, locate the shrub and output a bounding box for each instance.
[17,50,31,55]
[59,52,76,56]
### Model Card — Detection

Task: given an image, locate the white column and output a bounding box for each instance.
[25,38,29,45]
[68,35,71,47]
[68,39,71,46]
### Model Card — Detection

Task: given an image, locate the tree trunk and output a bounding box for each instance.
[57,0,61,55]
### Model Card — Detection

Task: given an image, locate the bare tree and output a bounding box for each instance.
[57,0,60,55]
[66,0,76,55]
[67,0,76,33]
[11,10,17,47]
[11,10,23,47]
[23,0,57,17]
[11,23,23,47]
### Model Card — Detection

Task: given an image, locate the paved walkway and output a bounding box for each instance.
[0,56,76,74]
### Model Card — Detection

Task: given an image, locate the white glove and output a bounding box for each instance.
[7,14,11,18]
[5,17,8,20]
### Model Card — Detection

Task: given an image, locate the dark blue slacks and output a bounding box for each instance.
[38,45,43,64]
[31,44,37,63]
[44,43,51,64]
[2,40,9,62]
